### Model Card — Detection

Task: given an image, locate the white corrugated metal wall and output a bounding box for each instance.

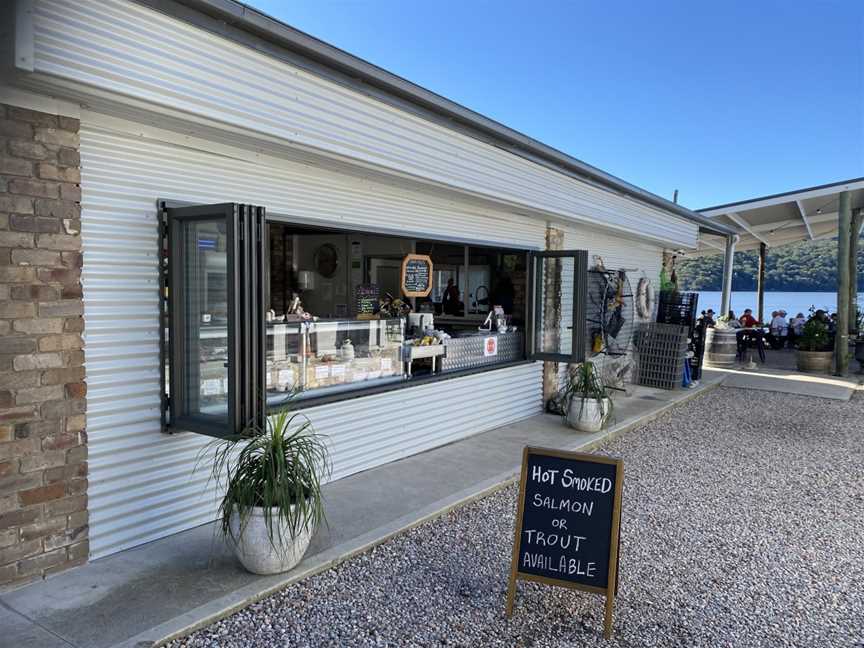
[32,0,698,248]
[557,225,665,386]
[80,118,544,559]
[24,0,698,559]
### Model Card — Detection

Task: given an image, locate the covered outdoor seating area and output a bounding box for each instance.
[694,178,864,378]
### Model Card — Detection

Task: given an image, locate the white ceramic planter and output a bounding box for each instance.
[567,397,611,433]
[228,505,314,575]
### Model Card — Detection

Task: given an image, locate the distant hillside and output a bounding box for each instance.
[677,236,864,291]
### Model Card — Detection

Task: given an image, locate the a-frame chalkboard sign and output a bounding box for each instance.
[506,446,624,639]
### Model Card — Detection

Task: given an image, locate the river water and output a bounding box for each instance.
[694,291,864,318]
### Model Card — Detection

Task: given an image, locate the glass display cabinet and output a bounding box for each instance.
[266,318,405,400]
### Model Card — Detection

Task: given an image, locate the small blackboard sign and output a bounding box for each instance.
[401,254,433,298]
[506,447,624,639]
[355,284,379,315]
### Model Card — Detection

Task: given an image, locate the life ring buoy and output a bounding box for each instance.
[636,277,655,319]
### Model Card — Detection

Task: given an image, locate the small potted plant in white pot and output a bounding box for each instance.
[561,362,613,433]
[207,408,331,575]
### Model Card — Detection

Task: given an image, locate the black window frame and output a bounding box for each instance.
[528,249,588,364]
[160,203,588,436]
[160,201,266,437]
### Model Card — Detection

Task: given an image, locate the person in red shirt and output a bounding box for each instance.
[739,308,759,328]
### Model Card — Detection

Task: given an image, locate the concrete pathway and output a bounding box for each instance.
[703,365,863,401]
[0,376,723,648]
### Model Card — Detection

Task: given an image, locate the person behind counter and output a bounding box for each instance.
[442,278,463,316]
[491,275,515,314]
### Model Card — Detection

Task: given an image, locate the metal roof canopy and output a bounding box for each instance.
[695,177,864,254]
[134,0,735,239]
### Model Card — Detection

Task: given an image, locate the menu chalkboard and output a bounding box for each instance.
[506,447,623,639]
[401,254,433,298]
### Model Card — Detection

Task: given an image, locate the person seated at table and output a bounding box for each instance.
[790,312,806,335]
[739,308,758,328]
[808,309,828,324]
[725,310,742,328]
[768,310,789,350]
[697,309,716,329]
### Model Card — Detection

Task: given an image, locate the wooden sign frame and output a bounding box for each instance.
[400,254,433,298]
[505,446,624,639]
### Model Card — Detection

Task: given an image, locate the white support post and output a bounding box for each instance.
[720,235,738,317]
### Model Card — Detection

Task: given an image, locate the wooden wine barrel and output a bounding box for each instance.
[704,327,737,368]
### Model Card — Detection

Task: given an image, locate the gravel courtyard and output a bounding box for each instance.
[170,388,864,648]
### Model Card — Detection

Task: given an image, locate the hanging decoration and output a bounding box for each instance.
[636,277,656,319]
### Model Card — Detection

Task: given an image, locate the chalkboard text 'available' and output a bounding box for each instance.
[507,447,624,638]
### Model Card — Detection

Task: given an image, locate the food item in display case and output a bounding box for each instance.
[378,293,411,319]
[268,362,299,392]
[411,335,441,346]
[329,363,348,384]
[339,339,355,362]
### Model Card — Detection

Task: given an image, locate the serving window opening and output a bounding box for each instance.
[263,222,529,401]
[161,202,587,437]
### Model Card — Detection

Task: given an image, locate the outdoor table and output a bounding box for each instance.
[737,327,766,363]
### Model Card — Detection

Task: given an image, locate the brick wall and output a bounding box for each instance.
[542,226,564,404]
[0,103,87,589]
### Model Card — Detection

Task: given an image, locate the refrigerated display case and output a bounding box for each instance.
[266,318,405,399]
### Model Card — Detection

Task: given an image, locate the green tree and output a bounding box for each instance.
[677,236,864,291]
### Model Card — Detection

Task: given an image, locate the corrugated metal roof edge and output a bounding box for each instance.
[698,176,864,213]
[133,0,735,238]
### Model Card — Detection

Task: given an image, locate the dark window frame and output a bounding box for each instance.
[160,202,266,437]
[160,202,587,436]
[528,249,588,364]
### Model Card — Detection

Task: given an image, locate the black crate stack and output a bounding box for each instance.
[633,323,690,390]
[655,291,704,381]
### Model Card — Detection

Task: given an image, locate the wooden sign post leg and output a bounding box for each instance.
[505,576,516,618]
[603,590,615,639]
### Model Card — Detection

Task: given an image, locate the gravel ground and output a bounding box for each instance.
[169,388,864,648]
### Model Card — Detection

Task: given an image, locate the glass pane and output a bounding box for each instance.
[266,318,405,401]
[536,256,574,356]
[265,322,304,397]
[182,219,229,420]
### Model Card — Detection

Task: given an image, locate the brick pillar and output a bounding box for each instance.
[542,226,564,406]
[0,103,87,589]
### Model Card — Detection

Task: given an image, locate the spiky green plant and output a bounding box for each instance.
[204,408,331,553]
[560,361,613,426]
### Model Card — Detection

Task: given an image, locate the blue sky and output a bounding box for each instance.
[250,1,863,209]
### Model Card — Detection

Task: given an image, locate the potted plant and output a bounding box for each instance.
[206,408,331,575]
[795,318,833,373]
[561,362,613,433]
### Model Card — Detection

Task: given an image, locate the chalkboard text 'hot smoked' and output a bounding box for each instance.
[507,447,624,638]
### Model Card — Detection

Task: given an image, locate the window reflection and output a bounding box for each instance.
[182,220,229,419]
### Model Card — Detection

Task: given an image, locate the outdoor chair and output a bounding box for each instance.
[736,329,766,363]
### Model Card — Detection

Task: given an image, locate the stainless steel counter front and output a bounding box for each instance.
[440,331,524,372]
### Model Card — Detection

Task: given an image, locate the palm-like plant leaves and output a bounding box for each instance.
[203,408,331,554]
[560,361,613,424]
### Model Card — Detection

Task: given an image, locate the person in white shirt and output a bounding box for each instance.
[788,312,806,347]
[769,310,789,349]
